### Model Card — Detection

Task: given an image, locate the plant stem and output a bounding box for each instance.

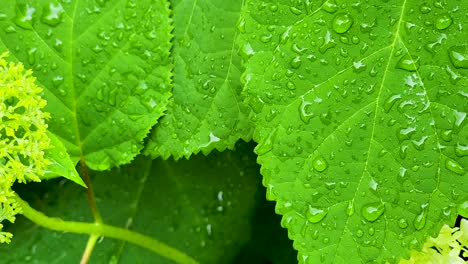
[80,234,99,264]
[14,193,199,264]
[79,160,103,224]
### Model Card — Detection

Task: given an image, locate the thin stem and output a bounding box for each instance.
[79,160,103,223]
[15,193,199,264]
[80,234,99,264]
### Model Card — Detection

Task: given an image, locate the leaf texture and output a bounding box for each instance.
[145,0,253,160]
[238,0,468,263]
[0,142,263,263]
[0,0,173,170]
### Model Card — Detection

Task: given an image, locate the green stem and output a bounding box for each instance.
[14,193,199,264]
[80,234,99,264]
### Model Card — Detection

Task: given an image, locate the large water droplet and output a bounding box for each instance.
[361,202,385,222]
[435,14,452,30]
[239,43,255,61]
[306,205,328,223]
[448,45,468,69]
[383,94,402,113]
[41,3,64,27]
[455,143,468,157]
[312,156,328,172]
[14,4,36,29]
[332,13,354,34]
[396,54,420,72]
[445,158,465,175]
[413,204,428,230]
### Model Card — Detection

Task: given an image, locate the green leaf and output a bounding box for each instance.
[1,142,263,263]
[0,0,173,170]
[145,0,253,159]
[42,131,85,187]
[238,0,467,263]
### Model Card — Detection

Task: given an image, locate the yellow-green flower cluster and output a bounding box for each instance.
[400,219,468,264]
[0,52,50,243]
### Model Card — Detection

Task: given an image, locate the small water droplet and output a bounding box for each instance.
[448,45,468,69]
[398,218,408,229]
[312,156,328,172]
[383,94,402,113]
[396,54,420,72]
[332,13,354,34]
[347,200,355,216]
[455,144,468,157]
[306,205,328,223]
[239,43,254,61]
[322,0,338,13]
[256,129,276,155]
[458,201,468,217]
[361,202,385,222]
[14,4,36,29]
[290,56,302,69]
[445,158,465,175]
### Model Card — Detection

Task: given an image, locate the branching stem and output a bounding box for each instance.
[14,193,199,264]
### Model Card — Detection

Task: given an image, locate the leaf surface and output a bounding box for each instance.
[0,142,263,263]
[43,131,85,187]
[0,0,173,170]
[145,0,253,159]
[238,0,468,263]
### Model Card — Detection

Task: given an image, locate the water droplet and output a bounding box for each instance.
[413,204,428,230]
[322,0,338,13]
[441,129,453,142]
[435,14,452,30]
[306,205,328,223]
[445,158,465,175]
[256,129,276,155]
[397,167,407,183]
[383,94,401,113]
[361,202,385,222]
[347,200,355,216]
[290,56,302,69]
[312,156,328,172]
[458,201,468,217]
[356,229,364,237]
[396,54,420,72]
[14,4,36,29]
[239,43,254,61]
[319,31,336,54]
[398,218,408,229]
[96,89,104,101]
[397,127,416,142]
[108,89,117,106]
[260,33,272,43]
[27,47,37,65]
[332,13,354,34]
[41,3,64,27]
[448,45,468,69]
[455,144,468,157]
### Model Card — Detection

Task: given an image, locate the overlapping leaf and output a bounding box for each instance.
[238,0,467,263]
[145,0,253,160]
[0,142,265,263]
[0,0,173,170]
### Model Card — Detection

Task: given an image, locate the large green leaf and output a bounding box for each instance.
[0,0,173,170]
[0,142,264,263]
[238,0,467,263]
[145,0,253,160]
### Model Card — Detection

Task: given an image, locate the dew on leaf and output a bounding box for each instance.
[458,201,468,217]
[383,94,402,113]
[445,158,465,175]
[322,0,338,13]
[455,143,468,157]
[356,229,364,237]
[397,167,407,183]
[397,127,416,142]
[396,54,420,72]
[361,202,385,222]
[319,31,336,54]
[27,48,37,65]
[239,42,255,61]
[290,56,302,69]
[332,13,354,34]
[14,4,36,29]
[312,156,328,172]
[413,204,428,230]
[435,14,452,30]
[41,3,64,27]
[347,200,355,216]
[398,218,408,229]
[448,45,468,69]
[306,205,328,223]
[441,129,452,142]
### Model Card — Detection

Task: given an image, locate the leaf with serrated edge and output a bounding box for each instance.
[238,0,467,263]
[145,0,253,160]
[0,0,173,170]
[43,131,85,187]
